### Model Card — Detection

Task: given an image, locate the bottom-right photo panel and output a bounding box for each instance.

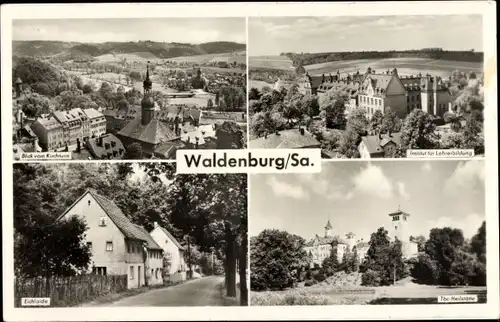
[249,160,486,306]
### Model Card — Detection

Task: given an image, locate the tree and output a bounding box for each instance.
[410,235,427,252]
[338,127,361,158]
[470,221,486,263]
[249,87,261,101]
[319,91,347,129]
[19,93,52,118]
[360,227,405,286]
[215,121,245,149]
[370,110,384,135]
[400,109,438,149]
[250,229,308,291]
[346,107,369,136]
[123,143,144,159]
[82,84,94,94]
[381,106,400,134]
[15,215,92,277]
[321,252,339,276]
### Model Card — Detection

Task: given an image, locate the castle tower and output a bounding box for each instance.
[15,77,23,98]
[345,232,356,252]
[141,62,155,125]
[325,220,333,237]
[388,207,410,254]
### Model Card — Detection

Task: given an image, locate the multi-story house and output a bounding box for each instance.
[420,75,452,118]
[358,68,407,119]
[57,189,152,289]
[150,222,187,281]
[52,110,83,146]
[83,108,107,138]
[134,225,164,286]
[30,115,65,151]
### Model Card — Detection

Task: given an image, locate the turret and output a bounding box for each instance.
[325,220,333,237]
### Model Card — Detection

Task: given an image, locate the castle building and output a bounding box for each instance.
[388,208,419,259]
[305,208,419,268]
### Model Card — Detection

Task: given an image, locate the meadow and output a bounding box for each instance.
[169,51,246,65]
[249,56,483,78]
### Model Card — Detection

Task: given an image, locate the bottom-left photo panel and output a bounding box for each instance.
[13,162,248,307]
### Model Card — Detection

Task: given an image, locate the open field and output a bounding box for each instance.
[94,52,162,63]
[249,55,294,70]
[304,58,483,78]
[249,80,274,91]
[169,51,246,64]
[251,284,487,306]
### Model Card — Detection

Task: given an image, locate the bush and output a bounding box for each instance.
[313,272,326,283]
[411,254,440,285]
[361,269,382,286]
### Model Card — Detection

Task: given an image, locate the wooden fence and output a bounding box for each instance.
[14,275,128,307]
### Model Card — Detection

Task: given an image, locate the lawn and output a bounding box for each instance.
[249,55,295,70]
[251,284,488,306]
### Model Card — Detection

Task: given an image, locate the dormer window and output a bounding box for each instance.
[99,216,107,226]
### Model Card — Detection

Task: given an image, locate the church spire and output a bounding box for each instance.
[143,61,152,94]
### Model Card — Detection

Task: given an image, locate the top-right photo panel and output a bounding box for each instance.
[248,15,484,159]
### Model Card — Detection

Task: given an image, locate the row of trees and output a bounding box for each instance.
[283,50,483,67]
[14,163,248,305]
[250,221,487,291]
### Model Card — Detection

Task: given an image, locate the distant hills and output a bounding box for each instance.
[12,40,246,61]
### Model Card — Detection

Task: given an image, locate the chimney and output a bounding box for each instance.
[195,137,199,149]
[154,222,159,229]
[329,73,333,82]
[76,138,81,153]
[299,127,305,135]
[322,74,325,83]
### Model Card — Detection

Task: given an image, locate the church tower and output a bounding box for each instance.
[141,62,155,125]
[388,206,410,244]
[324,220,333,237]
[345,232,356,251]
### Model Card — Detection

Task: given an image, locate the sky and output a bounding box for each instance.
[249,160,485,242]
[249,15,483,56]
[13,18,246,44]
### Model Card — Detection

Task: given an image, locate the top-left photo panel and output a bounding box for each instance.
[11,18,248,161]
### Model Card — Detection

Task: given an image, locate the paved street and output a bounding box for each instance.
[103,276,225,306]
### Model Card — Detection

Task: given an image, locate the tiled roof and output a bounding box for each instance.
[153,141,179,159]
[400,77,422,91]
[361,74,394,93]
[87,134,125,160]
[307,75,324,89]
[34,116,62,131]
[360,132,402,154]
[57,190,148,242]
[133,225,163,250]
[118,118,179,145]
[308,235,348,246]
[156,225,186,251]
[249,128,320,149]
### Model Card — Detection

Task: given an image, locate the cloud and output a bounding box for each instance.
[424,213,485,239]
[296,171,353,201]
[351,164,393,199]
[444,161,485,196]
[397,182,411,200]
[267,176,309,200]
[422,162,432,172]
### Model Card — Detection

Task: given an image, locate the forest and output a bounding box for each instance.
[281,50,484,67]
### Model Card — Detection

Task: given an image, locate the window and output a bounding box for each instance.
[95,267,107,276]
[106,241,113,252]
[88,200,91,206]
[130,266,135,280]
[99,216,107,226]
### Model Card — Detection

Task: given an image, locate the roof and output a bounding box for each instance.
[361,74,395,94]
[117,117,179,145]
[400,76,422,91]
[153,141,179,159]
[306,75,324,89]
[360,132,402,154]
[34,116,62,131]
[83,108,105,119]
[155,225,186,251]
[87,134,125,160]
[133,225,163,250]
[58,189,148,242]
[388,209,411,217]
[356,242,370,249]
[307,235,348,246]
[249,128,321,149]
